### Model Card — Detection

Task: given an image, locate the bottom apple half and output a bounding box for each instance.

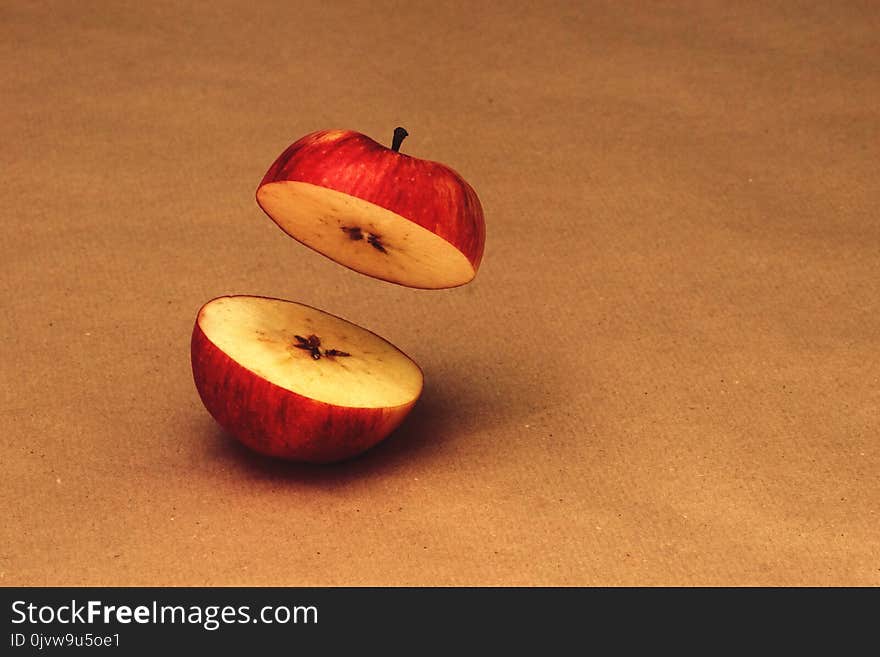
[191,296,423,464]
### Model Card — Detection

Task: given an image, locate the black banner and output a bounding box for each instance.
[1,587,873,652]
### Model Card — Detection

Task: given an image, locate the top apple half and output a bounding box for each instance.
[256,129,485,289]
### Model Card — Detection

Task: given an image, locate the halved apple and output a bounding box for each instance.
[256,128,485,289]
[191,295,423,463]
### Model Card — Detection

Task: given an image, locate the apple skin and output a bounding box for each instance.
[257,129,485,275]
[190,316,420,464]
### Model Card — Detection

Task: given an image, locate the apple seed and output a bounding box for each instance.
[342,225,387,253]
[367,233,388,253]
[293,334,350,360]
[341,226,364,241]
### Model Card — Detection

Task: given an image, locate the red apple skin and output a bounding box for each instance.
[257,129,485,275]
[191,317,419,464]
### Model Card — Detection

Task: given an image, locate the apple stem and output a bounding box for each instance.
[391,127,408,152]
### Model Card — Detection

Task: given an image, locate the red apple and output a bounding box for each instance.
[256,127,485,289]
[191,295,424,463]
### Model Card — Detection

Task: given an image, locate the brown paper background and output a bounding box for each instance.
[2,1,878,586]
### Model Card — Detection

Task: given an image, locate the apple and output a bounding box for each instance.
[191,295,424,463]
[256,127,485,289]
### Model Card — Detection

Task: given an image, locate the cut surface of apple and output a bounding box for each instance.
[257,181,476,289]
[201,295,422,408]
[191,295,423,463]
[256,128,486,289]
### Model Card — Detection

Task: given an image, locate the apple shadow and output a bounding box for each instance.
[201,337,557,486]
[203,378,472,486]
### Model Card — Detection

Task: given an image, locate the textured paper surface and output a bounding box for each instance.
[2,1,878,585]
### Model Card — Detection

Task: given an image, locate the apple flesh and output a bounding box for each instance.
[191,295,423,463]
[256,128,485,289]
